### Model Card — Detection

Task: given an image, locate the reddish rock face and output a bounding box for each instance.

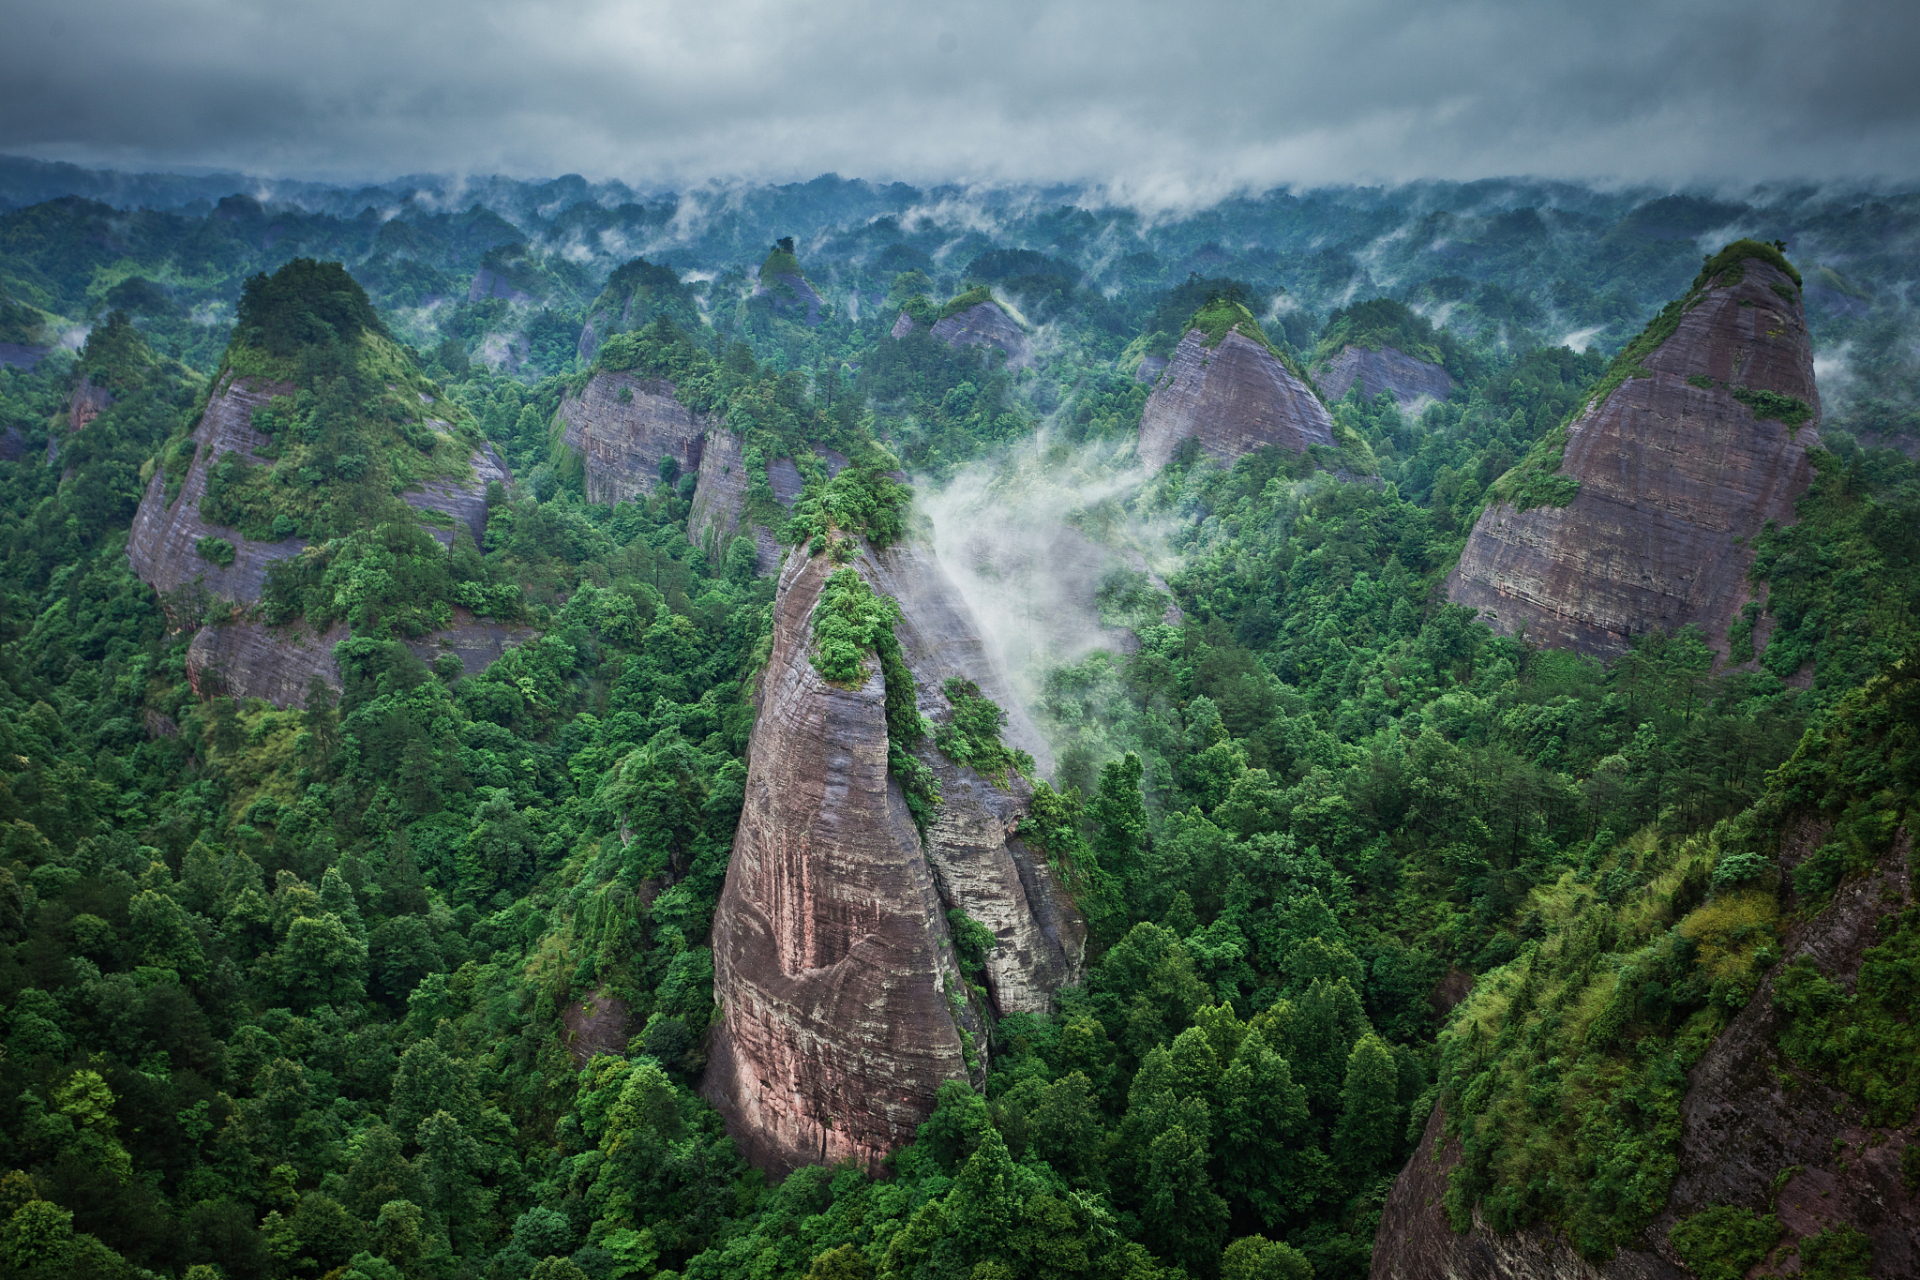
[50,381,115,463]
[929,302,1031,369]
[1315,344,1454,409]
[557,373,708,506]
[1446,256,1820,662]
[704,542,1082,1175]
[1136,329,1337,474]
[687,429,786,575]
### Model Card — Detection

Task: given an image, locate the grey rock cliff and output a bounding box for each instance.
[929,302,1031,369]
[1136,329,1338,473]
[1445,256,1820,662]
[129,373,524,707]
[703,541,1082,1175]
[556,373,708,506]
[1316,344,1455,409]
[753,273,826,327]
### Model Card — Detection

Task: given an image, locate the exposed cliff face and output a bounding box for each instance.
[930,302,1031,369]
[753,273,826,327]
[128,374,307,605]
[403,442,511,545]
[50,380,114,464]
[704,542,1082,1175]
[1371,822,1917,1280]
[129,373,523,707]
[1445,256,1820,662]
[556,373,708,506]
[688,433,850,576]
[1315,344,1455,409]
[1136,329,1338,473]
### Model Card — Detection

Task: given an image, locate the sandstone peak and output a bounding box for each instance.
[1445,242,1821,662]
[754,240,826,327]
[1136,300,1338,473]
[703,540,1081,1174]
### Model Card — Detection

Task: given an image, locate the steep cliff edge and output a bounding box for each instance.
[704,540,1083,1174]
[555,372,708,506]
[929,300,1031,369]
[1316,343,1455,409]
[1446,244,1821,662]
[1136,302,1338,474]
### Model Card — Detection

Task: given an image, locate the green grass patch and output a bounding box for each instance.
[193,535,236,567]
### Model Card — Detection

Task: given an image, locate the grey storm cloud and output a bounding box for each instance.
[4,0,1919,198]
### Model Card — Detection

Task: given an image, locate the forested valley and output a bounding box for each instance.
[0,164,1916,1280]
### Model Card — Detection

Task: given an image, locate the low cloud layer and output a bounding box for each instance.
[6,0,1918,196]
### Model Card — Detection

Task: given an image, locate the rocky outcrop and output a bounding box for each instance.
[703,541,1082,1175]
[0,343,52,371]
[1315,344,1454,409]
[930,302,1031,369]
[754,273,826,327]
[556,373,708,506]
[1445,255,1820,662]
[130,373,523,706]
[1136,329,1338,473]
[1371,822,1918,1280]
[50,380,114,463]
[128,374,307,605]
[468,266,532,304]
[1134,355,1167,386]
[688,436,852,576]
[187,620,349,705]
[403,443,511,545]
[891,310,916,340]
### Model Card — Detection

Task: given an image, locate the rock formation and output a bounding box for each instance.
[128,374,308,605]
[129,372,525,707]
[703,540,1081,1175]
[403,442,511,545]
[930,302,1031,369]
[688,434,851,576]
[893,300,1032,369]
[555,373,708,506]
[753,247,827,328]
[1136,328,1338,473]
[1371,821,1917,1280]
[49,380,114,463]
[1445,250,1820,662]
[1315,344,1455,409]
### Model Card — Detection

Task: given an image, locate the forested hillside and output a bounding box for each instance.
[0,166,1915,1280]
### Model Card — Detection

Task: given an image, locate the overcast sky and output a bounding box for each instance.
[5,0,1918,202]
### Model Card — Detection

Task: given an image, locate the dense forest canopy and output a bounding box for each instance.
[0,165,1915,1280]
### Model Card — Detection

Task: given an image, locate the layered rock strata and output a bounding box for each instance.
[555,373,708,506]
[403,443,511,545]
[1445,255,1820,662]
[1315,344,1454,409]
[688,434,852,576]
[1136,329,1338,473]
[1371,822,1918,1280]
[893,302,1032,369]
[703,541,1082,1175]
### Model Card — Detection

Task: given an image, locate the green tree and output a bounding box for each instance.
[1332,1032,1400,1184]
[277,911,368,1008]
[130,888,208,979]
[1222,1234,1314,1280]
